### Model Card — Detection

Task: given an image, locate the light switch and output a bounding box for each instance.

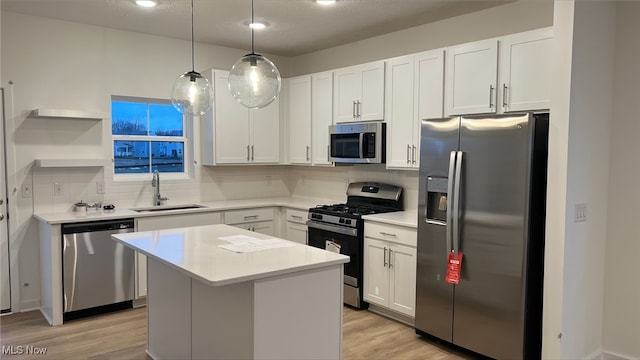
[575,203,587,223]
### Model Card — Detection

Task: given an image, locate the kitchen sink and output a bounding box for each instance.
[131,204,207,213]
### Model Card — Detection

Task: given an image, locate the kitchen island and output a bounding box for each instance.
[112,224,349,360]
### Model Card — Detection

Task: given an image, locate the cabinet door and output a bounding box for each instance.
[311,71,334,165]
[288,76,312,164]
[214,70,251,164]
[499,28,553,112]
[389,243,417,317]
[414,49,445,167]
[385,55,415,169]
[249,97,280,163]
[363,238,390,307]
[333,66,359,123]
[286,222,308,245]
[445,39,498,115]
[359,61,385,121]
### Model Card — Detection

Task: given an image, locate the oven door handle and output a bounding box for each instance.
[306,220,358,237]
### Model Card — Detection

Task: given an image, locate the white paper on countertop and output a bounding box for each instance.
[218,236,295,253]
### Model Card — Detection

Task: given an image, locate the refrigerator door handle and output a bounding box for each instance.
[446,151,457,253]
[452,151,464,256]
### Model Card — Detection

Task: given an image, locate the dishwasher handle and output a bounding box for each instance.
[62,219,135,234]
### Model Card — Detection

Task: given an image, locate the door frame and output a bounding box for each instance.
[1,87,11,313]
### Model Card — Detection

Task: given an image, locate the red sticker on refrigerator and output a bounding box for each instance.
[445,251,463,284]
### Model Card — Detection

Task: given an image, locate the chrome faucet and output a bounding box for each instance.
[151,170,168,206]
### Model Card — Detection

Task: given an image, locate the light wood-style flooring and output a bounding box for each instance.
[1,306,473,359]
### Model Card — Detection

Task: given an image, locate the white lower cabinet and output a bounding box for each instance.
[224,207,275,236]
[134,212,222,299]
[363,221,417,317]
[284,208,308,245]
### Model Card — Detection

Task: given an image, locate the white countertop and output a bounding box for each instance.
[362,209,418,228]
[112,224,349,287]
[33,196,326,224]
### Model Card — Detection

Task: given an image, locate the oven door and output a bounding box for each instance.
[306,220,365,308]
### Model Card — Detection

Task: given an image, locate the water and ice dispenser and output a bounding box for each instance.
[426,177,448,223]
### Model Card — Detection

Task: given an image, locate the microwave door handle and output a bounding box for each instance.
[359,133,364,158]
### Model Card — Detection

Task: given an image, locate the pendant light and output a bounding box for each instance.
[228,0,281,109]
[171,0,212,116]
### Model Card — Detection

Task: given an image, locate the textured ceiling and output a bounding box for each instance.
[1,0,512,57]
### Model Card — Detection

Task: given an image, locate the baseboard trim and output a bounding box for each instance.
[602,350,638,360]
[366,304,414,326]
[20,299,40,312]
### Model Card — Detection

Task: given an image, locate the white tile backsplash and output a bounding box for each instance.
[31,164,419,213]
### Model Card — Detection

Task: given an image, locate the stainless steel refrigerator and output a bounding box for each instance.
[415,113,548,360]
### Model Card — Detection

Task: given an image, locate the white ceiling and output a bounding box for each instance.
[1,0,512,57]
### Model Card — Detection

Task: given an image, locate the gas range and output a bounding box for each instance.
[306,182,403,309]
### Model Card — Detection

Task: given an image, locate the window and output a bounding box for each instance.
[111,96,187,176]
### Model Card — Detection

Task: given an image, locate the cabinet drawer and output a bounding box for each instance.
[224,208,274,225]
[286,208,308,224]
[364,221,417,247]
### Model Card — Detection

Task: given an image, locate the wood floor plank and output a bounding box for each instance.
[0,306,473,359]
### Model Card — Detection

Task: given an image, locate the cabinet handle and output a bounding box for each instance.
[489,85,495,110]
[353,101,357,118]
[383,247,388,267]
[389,249,393,268]
[244,215,259,220]
[327,145,330,162]
[407,144,411,164]
[246,145,250,161]
[502,83,508,109]
[357,100,361,118]
[251,145,255,161]
[379,231,397,237]
[412,145,417,165]
[306,145,310,161]
[291,215,303,220]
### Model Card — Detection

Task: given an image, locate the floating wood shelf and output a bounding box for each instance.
[34,159,107,168]
[31,109,106,120]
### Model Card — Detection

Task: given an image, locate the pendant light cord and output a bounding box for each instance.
[191,0,195,71]
[251,0,255,54]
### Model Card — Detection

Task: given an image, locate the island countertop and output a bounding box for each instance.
[111,223,349,287]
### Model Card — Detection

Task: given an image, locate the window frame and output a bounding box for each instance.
[111,95,191,181]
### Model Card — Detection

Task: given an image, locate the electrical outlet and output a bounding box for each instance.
[575,203,587,223]
[54,182,64,196]
[22,184,32,198]
[96,181,105,194]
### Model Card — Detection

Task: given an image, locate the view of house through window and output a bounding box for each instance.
[111,96,186,175]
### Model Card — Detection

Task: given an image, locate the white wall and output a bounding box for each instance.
[561,1,615,358]
[602,2,640,359]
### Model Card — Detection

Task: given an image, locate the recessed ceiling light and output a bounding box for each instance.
[135,0,157,7]
[316,0,336,5]
[249,22,267,30]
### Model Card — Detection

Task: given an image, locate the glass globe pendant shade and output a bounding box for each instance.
[171,71,213,116]
[228,53,281,109]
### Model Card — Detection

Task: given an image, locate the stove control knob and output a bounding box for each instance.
[339,218,345,224]
[345,219,352,225]
[313,214,322,220]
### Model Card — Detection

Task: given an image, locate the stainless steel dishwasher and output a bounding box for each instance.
[62,218,135,321]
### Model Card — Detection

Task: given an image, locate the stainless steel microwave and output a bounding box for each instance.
[329,121,386,164]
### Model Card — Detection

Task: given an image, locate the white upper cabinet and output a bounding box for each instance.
[311,71,334,165]
[334,60,385,123]
[498,28,553,112]
[202,69,280,165]
[386,50,444,170]
[287,75,312,164]
[445,28,553,116]
[445,39,499,116]
[385,55,416,169]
